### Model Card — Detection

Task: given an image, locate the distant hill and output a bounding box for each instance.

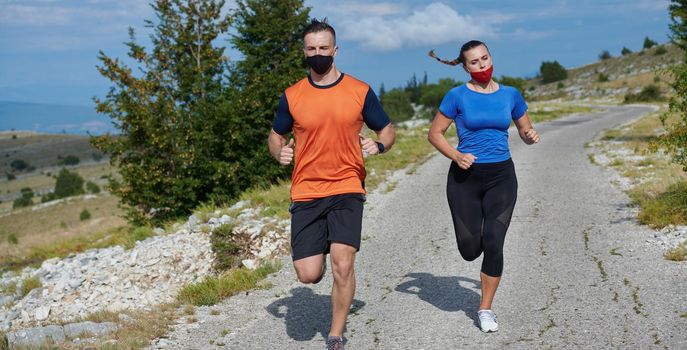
[527,43,684,100]
[0,101,116,135]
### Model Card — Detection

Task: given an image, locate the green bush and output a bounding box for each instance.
[54,168,84,198]
[7,234,18,245]
[654,46,667,55]
[211,224,241,271]
[6,173,15,181]
[621,47,633,55]
[80,209,91,221]
[12,197,32,209]
[58,155,80,166]
[624,84,663,103]
[598,73,609,82]
[41,193,57,203]
[381,89,414,123]
[643,36,657,49]
[86,181,101,194]
[10,159,29,171]
[540,61,568,83]
[599,50,612,60]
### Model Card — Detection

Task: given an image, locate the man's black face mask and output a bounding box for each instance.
[306,55,333,75]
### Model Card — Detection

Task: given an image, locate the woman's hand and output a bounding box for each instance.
[453,151,477,170]
[522,128,540,145]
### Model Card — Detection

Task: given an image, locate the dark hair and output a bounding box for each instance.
[303,18,336,44]
[429,40,488,66]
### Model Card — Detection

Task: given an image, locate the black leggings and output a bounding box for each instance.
[446,159,517,277]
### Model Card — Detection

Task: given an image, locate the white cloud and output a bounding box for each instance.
[338,2,497,51]
[329,2,407,17]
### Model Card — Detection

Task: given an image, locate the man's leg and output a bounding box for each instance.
[293,253,326,284]
[328,242,356,337]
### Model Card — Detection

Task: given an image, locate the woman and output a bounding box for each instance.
[427,40,540,333]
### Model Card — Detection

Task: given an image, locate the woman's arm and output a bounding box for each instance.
[513,112,540,145]
[428,111,477,169]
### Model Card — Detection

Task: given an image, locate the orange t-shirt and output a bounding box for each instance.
[273,74,390,201]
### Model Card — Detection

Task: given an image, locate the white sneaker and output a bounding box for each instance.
[478,309,498,332]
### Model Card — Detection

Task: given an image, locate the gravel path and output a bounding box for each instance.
[148,105,686,349]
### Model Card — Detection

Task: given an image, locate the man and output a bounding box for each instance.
[268,18,395,350]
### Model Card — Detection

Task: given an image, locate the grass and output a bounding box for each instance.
[596,107,687,229]
[664,242,687,261]
[527,103,594,123]
[0,224,152,273]
[20,275,41,297]
[630,181,687,228]
[0,194,127,267]
[177,261,280,306]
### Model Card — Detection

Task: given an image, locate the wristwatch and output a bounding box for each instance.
[376,141,385,154]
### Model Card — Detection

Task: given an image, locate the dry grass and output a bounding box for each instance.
[0,194,127,271]
[597,106,687,230]
[0,162,115,197]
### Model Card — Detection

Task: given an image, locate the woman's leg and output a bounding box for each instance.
[479,161,518,310]
[446,162,484,261]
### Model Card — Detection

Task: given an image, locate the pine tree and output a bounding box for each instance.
[224,0,310,193]
[92,0,232,223]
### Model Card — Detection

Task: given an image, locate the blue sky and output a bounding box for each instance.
[0,0,674,107]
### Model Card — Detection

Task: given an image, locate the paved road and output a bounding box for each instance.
[150,105,686,349]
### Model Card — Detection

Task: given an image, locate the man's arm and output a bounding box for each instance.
[360,123,395,155]
[268,129,294,165]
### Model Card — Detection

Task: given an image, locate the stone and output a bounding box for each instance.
[242,259,257,270]
[7,325,66,347]
[35,306,50,320]
[63,321,118,338]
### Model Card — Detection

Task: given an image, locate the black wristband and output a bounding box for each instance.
[376,141,385,154]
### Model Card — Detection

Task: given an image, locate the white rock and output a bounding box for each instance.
[35,306,50,320]
[242,259,257,270]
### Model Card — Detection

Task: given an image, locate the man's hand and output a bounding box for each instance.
[278,138,295,165]
[359,134,380,155]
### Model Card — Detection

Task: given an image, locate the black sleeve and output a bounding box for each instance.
[362,88,391,131]
[272,93,293,135]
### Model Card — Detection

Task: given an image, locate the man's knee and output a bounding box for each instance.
[295,265,324,284]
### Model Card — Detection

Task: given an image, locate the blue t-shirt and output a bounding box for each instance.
[438,84,527,163]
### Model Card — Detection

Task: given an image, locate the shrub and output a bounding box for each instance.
[11,134,17,139]
[58,155,80,166]
[10,159,29,171]
[6,173,15,181]
[41,193,57,203]
[540,61,568,83]
[599,50,612,60]
[598,73,609,82]
[13,197,32,209]
[621,47,633,55]
[381,89,414,123]
[210,224,241,271]
[7,234,18,245]
[80,209,91,221]
[86,181,101,194]
[624,84,663,103]
[54,168,85,198]
[654,46,667,55]
[20,187,33,198]
[643,36,657,49]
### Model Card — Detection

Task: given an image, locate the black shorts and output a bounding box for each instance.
[289,193,365,261]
